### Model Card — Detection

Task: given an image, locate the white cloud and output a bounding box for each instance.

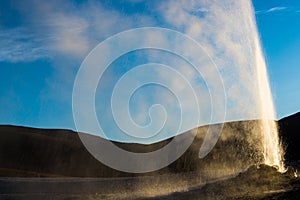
[0,0,156,63]
[72,0,274,140]
[156,0,266,122]
[46,13,90,57]
[267,7,287,13]
[256,6,288,14]
[0,28,48,62]
[1,0,279,142]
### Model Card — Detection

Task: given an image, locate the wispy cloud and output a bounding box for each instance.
[256,6,288,14]
[0,0,155,63]
[43,0,269,135]
[157,0,263,122]
[0,28,48,62]
[267,7,287,13]
[0,0,279,141]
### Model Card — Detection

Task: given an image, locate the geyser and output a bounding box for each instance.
[254,35,285,172]
[151,0,286,171]
[74,0,285,174]
[159,0,286,171]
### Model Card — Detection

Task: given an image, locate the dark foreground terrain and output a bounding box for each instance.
[0,112,299,199]
[0,120,267,178]
[0,165,299,200]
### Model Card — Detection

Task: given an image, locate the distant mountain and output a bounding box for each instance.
[0,113,299,178]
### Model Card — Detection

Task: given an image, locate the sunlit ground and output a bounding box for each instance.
[0,164,299,200]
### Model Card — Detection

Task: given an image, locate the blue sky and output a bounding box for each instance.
[0,0,299,141]
[253,0,300,118]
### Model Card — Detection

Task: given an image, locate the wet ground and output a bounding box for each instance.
[0,165,299,200]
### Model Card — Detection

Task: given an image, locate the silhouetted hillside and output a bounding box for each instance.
[0,113,299,178]
[278,112,300,163]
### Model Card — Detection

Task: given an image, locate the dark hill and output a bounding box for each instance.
[0,113,299,178]
[278,112,300,163]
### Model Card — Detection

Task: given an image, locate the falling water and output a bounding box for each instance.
[192,1,287,172]
[253,35,285,172]
[208,1,287,172]
[73,0,286,175]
